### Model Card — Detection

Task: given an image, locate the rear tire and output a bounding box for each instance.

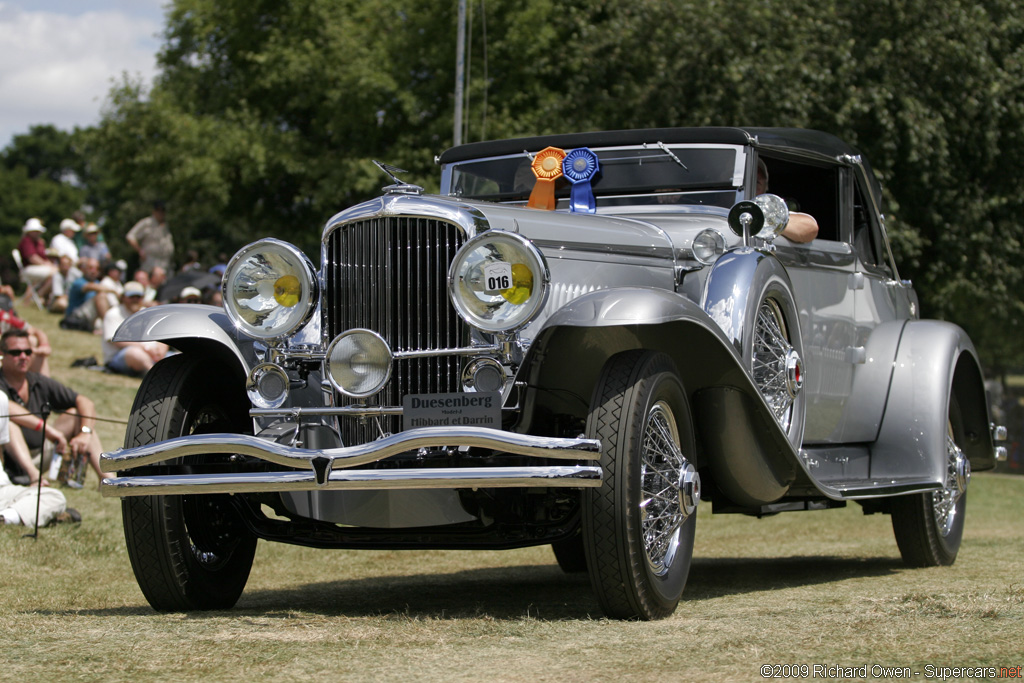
[891,399,969,567]
[121,355,256,611]
[582,351,699,620]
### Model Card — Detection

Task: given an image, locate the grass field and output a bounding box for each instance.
[2,306,1022,681]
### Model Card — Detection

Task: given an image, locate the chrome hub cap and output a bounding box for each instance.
[932,431,969,537]
[752,298,798,430]
[639,400,696,576]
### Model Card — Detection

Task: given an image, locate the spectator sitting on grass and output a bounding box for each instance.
[78,223,110,266]
[98,261,124,310]
[17,218,55,304]
[60,257,117,332]
[50,219,81,263]
[48,254,82,314]
[102,282,169,377]
[0,391,79,527]
[0,329,113,485]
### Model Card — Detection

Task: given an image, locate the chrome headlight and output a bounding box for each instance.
[326,329,393,398]
[223,239,318,341]
[448,231,549,333]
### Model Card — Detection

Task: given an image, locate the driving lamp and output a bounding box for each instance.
[223,239,318,340]
[692,229,726,264]
[448,231,550,333]
[247,362,290,409]
[326,329,393,398]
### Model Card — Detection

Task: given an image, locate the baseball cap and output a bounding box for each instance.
[60,218,81,232]
[180,286,202,300]
[84,223,100,234]
[123,281,146,297]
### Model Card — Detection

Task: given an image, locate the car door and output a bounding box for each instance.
[766,156,859,443]
[831,164,916,444]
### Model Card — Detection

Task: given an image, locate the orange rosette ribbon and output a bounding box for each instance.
[527,146,567,211]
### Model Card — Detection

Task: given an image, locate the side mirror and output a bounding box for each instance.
[728,194,790,245]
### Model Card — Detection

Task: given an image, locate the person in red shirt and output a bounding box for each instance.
[17,218,56,302]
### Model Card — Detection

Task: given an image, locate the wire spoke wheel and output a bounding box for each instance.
[640,401,685,574]
[751,298,795,430]
[932,426,969,538]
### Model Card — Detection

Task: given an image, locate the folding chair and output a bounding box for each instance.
[11,248,45,309]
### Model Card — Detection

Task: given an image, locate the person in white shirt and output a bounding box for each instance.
[0,391,77,527]
[49,218,81,263]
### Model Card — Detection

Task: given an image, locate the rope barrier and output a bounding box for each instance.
[0,411,128,426]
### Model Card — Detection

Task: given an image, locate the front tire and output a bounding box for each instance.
[582,351,699,620]
[121,354,256,611]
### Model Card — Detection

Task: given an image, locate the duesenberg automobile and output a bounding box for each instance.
[102,127,1006,620]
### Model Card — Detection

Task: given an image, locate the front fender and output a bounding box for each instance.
[871,320,994,482]
[519,286,803,506]
[113,304,258,376]
[702,246,805,448]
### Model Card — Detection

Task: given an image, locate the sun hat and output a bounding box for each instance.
[84,223,99,234]
[60,218,81,232]
[123,281,146,297]
[22,217,45,234]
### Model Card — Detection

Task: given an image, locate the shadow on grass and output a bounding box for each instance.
[58,554,904,621]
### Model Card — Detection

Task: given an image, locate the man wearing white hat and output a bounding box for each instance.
[16,218,56,302]
[50,218,81,263]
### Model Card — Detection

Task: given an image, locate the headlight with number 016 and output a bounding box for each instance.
[448,231,550,333]
[223,239,319,341]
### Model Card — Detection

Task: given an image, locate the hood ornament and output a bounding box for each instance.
[373,160,424,195]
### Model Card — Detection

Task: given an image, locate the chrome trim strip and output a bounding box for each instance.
[101,428,601,471]
[101,465,603,498]
[394,344,500,360]
[251,406,404,418]
[532,239,675,260]
[825,480,943,500]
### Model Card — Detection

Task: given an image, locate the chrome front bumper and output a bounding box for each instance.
[100,427,602,497]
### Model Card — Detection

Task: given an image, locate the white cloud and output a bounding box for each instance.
[0,1,163,148]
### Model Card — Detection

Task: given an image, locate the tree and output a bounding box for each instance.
[80,0,1024,371]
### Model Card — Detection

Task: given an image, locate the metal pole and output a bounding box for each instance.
[453,0,466,146]
[23,402,50,539]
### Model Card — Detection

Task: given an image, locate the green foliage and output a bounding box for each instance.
[0,126,88,275]
[3,0,1023,369]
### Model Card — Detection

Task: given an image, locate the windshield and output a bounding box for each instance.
[445,144,744,209]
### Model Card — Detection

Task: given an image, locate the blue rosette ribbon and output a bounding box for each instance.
[562,148,600,213]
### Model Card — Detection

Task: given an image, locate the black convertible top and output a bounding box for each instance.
[437,127,859,164]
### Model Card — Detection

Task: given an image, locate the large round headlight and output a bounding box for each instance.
[448,231,549,333]
[223,239,318,340]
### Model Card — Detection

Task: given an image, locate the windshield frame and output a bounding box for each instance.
[440,143,748,211]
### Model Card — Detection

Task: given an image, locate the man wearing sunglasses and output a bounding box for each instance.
[0,329,111,487]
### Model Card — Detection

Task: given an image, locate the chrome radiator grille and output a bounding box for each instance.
[324,216,469,446]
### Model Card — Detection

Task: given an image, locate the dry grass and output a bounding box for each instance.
[2,307,1022,681]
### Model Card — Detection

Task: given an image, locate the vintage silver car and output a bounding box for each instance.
[102,127,1006,620]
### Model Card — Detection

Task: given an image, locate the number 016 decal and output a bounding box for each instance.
[483,262,513,294]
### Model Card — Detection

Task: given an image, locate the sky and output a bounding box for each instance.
[0,0,165,150]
